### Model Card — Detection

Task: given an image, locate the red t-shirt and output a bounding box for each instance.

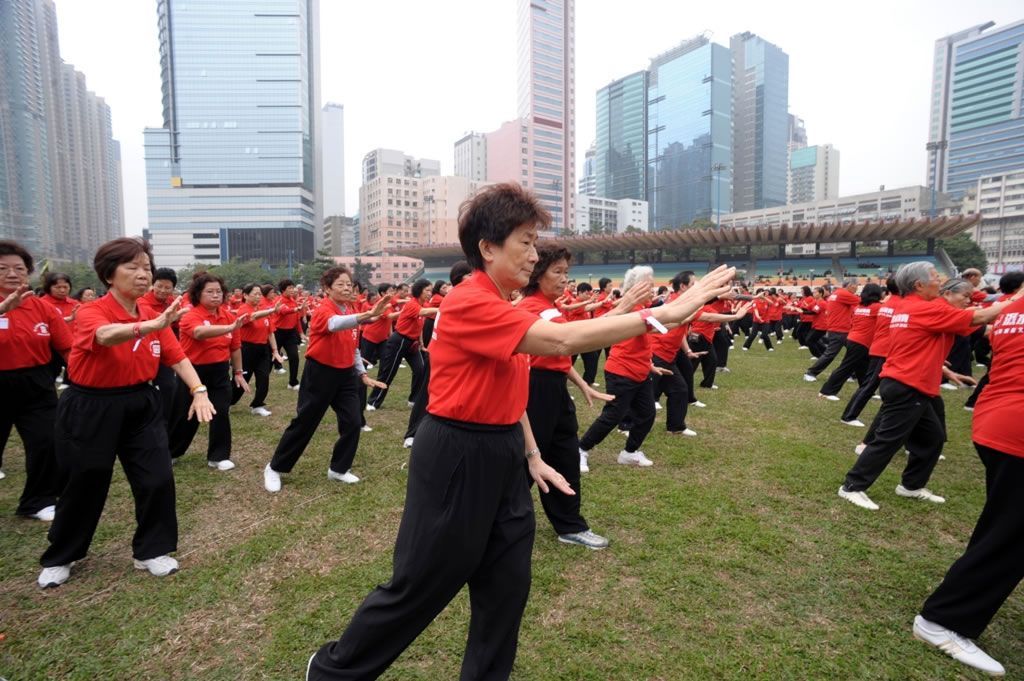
[690,299,728,342]
[179,305,241,365]
[518,291,572,373]
[591,292,614,318]
[810,298,829,331]
[41,293,76,319]
[825,288,861,333]
[972,298,1024,457]
[650,292,685,363]
[0,295,73,370]
[236,303,272,344]
[361,303,392,343]
[752,297,771,323]
[767,296,784,322]
[867,295,901,357]
[879,294,976,397]
[605,305,652,382]
[846,303,881,347]
[305,299,359,369]
[136,290,169,317]
[428,271,538,425]
[395,298,424,340]
[798,296,816,323]
[275,296,302,333]
[67,293,186,388]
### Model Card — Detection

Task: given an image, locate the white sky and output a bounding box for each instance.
[51,0,1023,235]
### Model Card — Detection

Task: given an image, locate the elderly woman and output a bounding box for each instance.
[0,241,73,520]
[366,278,438,411]
[818,283,884,401]
[912,292,1024,677]
[264,267,390,492]
[37,237,214,588]
[840,278,901,427]
[168,272,250,471]
[231,283,284,417]
[306,184,735,680]
[838,263,1020,511]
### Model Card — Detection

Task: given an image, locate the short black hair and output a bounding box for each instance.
[376,283,390,295]
[278,279,295,292]
[999,271,1024,295]
[153,267,177,286]
[411,278,432,299]
[449,260,472,286]
[576,282,593,294]
[522,245,572,297]
[0,240,34,273]
[860,283,884,305]
[43,272,72,295]
[188,271,226,306]
[458,183,551,270]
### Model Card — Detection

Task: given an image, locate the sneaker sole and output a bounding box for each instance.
[557,536,608,550]
[133,561,178,577]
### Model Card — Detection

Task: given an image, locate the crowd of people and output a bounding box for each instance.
[1,182,1021,679]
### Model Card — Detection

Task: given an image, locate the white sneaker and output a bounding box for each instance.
[364,363,374,371]
[590,382,600,388]
[803,374,817,382]
[208,459,236,471]
[365,404,376,412]
[711,385,719,390]
[328,469,360,484]
[841,419,865,427]
[617,429,629,437]
[289,384,300,391]
[720,367,731,373]
[768,348,775,352]
[964,405,974,412]
[407,401,415,408]
[855,443,867,455]
[819,393,840,401]
[871,394,882,400]
[558,529,609,550]
[251,406,272,417]
[681,428,697,437]
[579,448,590,473]
[846,377,856,383]
[913,615,1005,676]
[742,347,748,351]
[691,400,706,408]
[360,425,373,432]
[838,485,879,510]
[0,469,5,480]
[798,345,808,350]
[399,363,408,369]
[653,402,662,410]
[617,450,653,467]
[38,564,71,588]
[896,485,945,503]
[57,383,69,391]
[275,368,286,375]
[403,437,414,448]
[134,555,179,576]
[263,464,282,493]
[940,383,958,391]
[31,505,56,522]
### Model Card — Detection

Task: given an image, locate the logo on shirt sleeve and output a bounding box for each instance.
[149,340,162,357]
[33,322,51,336]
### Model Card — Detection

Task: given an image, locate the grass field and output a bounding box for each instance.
[1,336,1020,680]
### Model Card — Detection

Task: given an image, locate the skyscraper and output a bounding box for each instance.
[516,0,575,232]
[578,143,596,196]
[594,70,647,201]
[934,20,1024,200]
[730,32,789,212]
[322,102,345,218]
[646,36,732,230]
[144,0,322,269]
[0,0,123,261]
[454,132,487,182]
[788,144,840,204]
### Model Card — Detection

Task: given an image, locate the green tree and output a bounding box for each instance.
[939,232,988,273]
[351,257,377,286]
[296,248,336,289]
[35,260,103,293]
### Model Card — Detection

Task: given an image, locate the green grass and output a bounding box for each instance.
[1,338,1020,680]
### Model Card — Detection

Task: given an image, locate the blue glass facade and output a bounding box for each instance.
[595,71,647,201]
[945,20,1024,199]
[646,38,732,230]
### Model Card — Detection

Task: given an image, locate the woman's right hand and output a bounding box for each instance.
[661,266,736,323]
[152,296,184,330]
[0,285,34,314]
[188,391,216,422]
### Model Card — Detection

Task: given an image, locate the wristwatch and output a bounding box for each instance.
[191,385,208,395]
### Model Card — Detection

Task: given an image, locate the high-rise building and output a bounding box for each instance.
[362,148,440,184]
[731,32,789,212]
[454,132,487,182]
[0,0,123,261]
[788,114,807,150]
[968,169,1024,273]
[144,0,322,269]
[594,70,647,202]
[323,214,356,257]
[646,36,732,230]
[788,144,840,204]
[484,119,528,189]
[934,21,1024,200]
[516,0,575,232]
[578,143,596,196]
[574,195,648,234]
[926,22,995,195]
[322,103,345,217]
[420,176,493,245]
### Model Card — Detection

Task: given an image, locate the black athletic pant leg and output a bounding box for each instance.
[404,346,426,404]
[367,332,407,409]
[404,353,430,441]
[690,336,719,388]
[675,350,697,405]
[328,368,363,475]
[169,363,232,462]
[270,358,338,473]
[276,328,301,386]
[653,356,687,432]
[841,355,884,422]
[580,371,649,453]
[233,342,271,408]
[580,350,599,385]
[819,342,868,396]
[808,331,847,376]
[713,327,730,368]
[965,371,990,409]
[1,367,62,516]
[153,364,177,424]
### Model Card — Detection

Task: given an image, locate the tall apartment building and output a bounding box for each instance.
[594,70,647,202]
[323,215,356,257]
[516,0,575,232]
[363,148,440,184]
[454,132,487,182]
[788,144,840,204]
[144,0,322,270]
[0,0,123,261]
[421,175,492,245]
[646,36,733,230]
[969,169,1024,272]
[322,103,345,217]
[930,21,1024,199]
[574,196,648,234]
[578,143,596,196]
[788,114,807,150]
[730,32,789,212]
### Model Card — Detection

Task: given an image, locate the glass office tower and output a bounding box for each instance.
[595,70,647,202]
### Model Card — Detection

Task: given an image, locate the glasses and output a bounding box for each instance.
[0,265,29,275]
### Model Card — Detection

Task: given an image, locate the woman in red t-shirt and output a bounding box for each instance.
[366,278,438,411]
[40,271,77,385]
[273,279,306,389]
[37,237,214,589]
[168,272,250,471]
[307,183,737,680]
[792,286,815,347]
[818,283,884,400]
[230,283,284,416]
[0,241,72,521]
[841,278,901,425]
[264,267,390,492]
[915,295,1024,677]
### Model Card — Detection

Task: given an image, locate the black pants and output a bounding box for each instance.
[920,444,1024,639]
[807,331,847,377]
[270,358,362,475]
[819,341,870,396]
[653,355,688,432]
[689,336,718,389]
[794,321,811,347]
[527,370,587,535]
[805,328,827,357]
[169,362,232,462]
[946,334,972,377]
[404,353,431,441]
[368,332,424,409]
[841,355,885,422]
[843,379,946,493]
[0,365,63,516]
[675,350,698,405]
[580,371,655,454]
[359,337,385,366]
[308,416,534,681]
[41,383,176,566]
[965,371,990,409]
[736,315,752,337]
[772,319,784,341]
[971,328,991,367]
[575,350,600,385]
[275,328,301,387]
[713,327,731,368]
[232,342,271,408]
[743,322,774,351]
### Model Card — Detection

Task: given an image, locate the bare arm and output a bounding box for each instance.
[95,296,186,347]
[169,358,216,422]
[970,292,1024,325]
[520,411,574,495]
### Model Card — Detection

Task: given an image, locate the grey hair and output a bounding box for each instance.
[940,278,973,295]
[622,265,654,292]
[894,261,936,296]
[843,278,858,287]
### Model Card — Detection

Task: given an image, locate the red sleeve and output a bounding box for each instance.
[46,304,73,354]
[838,289,860,304]
[440,291,539,362]
[923,303,977,335]
[179,310,201,340]
[158,327,186,366]
[71,302,109,354]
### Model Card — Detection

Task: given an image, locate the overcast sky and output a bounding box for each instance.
[52,0,1023,235]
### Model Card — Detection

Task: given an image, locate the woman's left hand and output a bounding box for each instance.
[581,385,615,408]
[528,456,575,495]
[234,371,251,393]
[188,392,216,422]
[361,374,387,390]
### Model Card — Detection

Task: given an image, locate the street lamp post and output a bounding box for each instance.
[712,162,727,229]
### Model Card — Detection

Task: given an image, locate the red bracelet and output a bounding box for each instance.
[132,322,142,339]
